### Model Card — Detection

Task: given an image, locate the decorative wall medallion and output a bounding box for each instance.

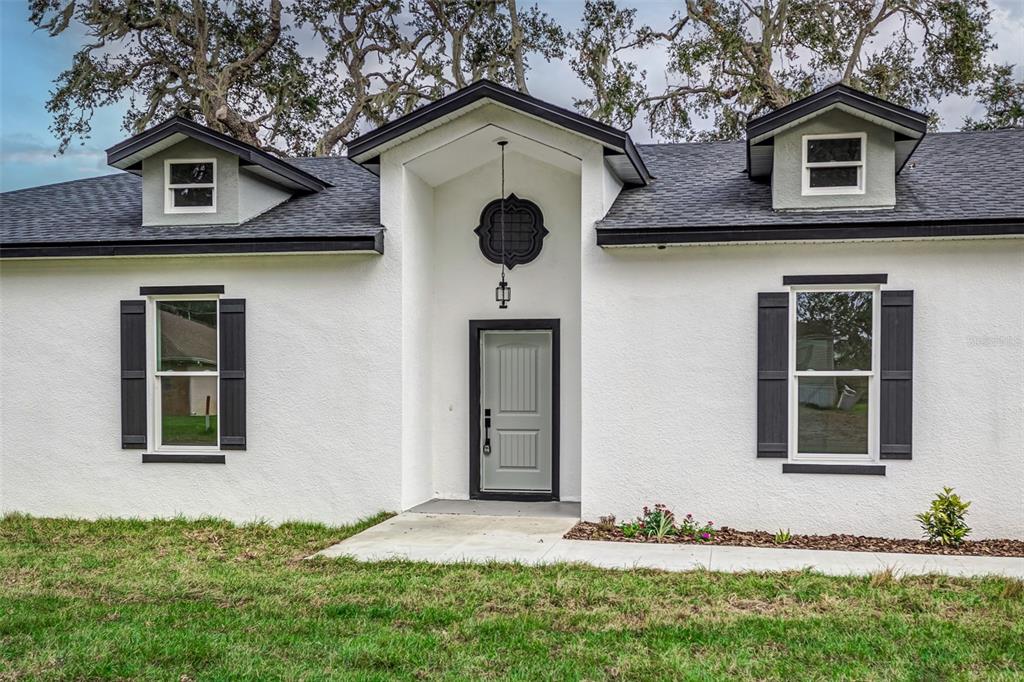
[474,193,549,268]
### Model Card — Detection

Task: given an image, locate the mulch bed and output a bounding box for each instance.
[564,522,1024,558]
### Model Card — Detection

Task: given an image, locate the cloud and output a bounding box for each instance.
[0,133,105,167]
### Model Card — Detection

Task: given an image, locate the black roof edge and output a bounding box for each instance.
[346,79,651,186]
[106,116,331,193]
[0,232,384,259]
[596,218,1024,246]
[746,83,929,142]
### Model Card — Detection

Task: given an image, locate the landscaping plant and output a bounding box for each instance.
[619,521,642,538]
[917,487,972,545]
[639,504,677,540]
[677,513,716,542]
[774,529,793,545]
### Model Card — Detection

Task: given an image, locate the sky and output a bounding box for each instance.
[1,0,1022,192]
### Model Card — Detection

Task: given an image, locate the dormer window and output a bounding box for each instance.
[165,159,216,213]
[802,133,865,196]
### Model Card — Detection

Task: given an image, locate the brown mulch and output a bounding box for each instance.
[564,522,1024,558]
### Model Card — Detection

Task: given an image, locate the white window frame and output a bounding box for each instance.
[788,285,880,463]
[147,294,220,453]
[801,133,866,196]
[164,158,217,214]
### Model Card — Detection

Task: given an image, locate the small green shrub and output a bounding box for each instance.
[640,504,677,540]
[916,487,972,545]
[774,528,792,545]
[678,514,716,542]
[619,522,642,538]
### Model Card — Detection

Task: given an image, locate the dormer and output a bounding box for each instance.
[105,117,329,227]
[746,84,928,211]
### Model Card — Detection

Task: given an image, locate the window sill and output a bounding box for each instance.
[782,463,885,476]
[141,453,225,464]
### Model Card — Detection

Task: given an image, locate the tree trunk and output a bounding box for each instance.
[507,0,529,93]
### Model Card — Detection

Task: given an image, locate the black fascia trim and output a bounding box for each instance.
[783,274,888,285]
[596,219,1024,246]
[469,318,560,502]
[347,80,651,185]
[1,232,384,258]
[783,463,886,475]
[746,84,928,141]
[106,116,330,193]
[142,453,226,464]
[140,285,225,295]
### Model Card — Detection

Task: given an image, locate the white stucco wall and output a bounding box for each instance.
[0,254,403,525]
[397,167,436,509]
[375,103,601,504]
[427,153,583,501]
[581,237,1024,539]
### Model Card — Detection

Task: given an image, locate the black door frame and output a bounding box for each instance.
[469,319,560,501]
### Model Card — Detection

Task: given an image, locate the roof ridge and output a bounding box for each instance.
[1,171,133,196]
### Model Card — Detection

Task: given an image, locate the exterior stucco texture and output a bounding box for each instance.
[580,238,1024,539]
[0,255,402,524]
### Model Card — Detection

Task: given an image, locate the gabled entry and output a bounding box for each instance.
[469,319,560,501]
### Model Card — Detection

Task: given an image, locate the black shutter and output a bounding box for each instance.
[219,299,246,450]
[757,292,789,457]
[880,290,913,459]
[120,300,147,449]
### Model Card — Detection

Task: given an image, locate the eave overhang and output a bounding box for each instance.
[745,84,929,180]
[346,79,652,188]
[0,232,383,259]
[596,218,1024,247]
[106,117,331,193]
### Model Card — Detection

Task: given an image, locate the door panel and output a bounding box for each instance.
[481,331,552,492]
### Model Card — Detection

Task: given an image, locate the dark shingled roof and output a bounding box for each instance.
[0,157,380,245]
[599,129,1024,231]
[3,130,1023,250]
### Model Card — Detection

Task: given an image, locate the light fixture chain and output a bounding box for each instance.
[500,142,506,280]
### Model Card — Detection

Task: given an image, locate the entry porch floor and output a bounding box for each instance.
[318,503,1024,578]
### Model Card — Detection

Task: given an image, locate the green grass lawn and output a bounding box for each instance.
[1,514,1022,680]
[161,415,218,446]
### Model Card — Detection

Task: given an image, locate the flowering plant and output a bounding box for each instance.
[638,504,677,540]
[678,513,716,542]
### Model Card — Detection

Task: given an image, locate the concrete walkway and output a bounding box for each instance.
[318,511,1024,578]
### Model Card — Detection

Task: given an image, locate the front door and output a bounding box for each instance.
[479,330,553,494]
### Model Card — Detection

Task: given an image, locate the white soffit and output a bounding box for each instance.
[108,133,189,170]
[404,123,581,187]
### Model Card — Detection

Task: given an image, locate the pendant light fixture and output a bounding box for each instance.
[494,139,511,309]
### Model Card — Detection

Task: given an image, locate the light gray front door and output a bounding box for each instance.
[480,330,553,493]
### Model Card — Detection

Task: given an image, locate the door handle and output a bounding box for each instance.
[483,409,491,455]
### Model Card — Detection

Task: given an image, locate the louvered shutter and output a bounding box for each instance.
[219,299,246,450]
[757,292,789,457]
[880,290,913,459]
[120,300,147,449]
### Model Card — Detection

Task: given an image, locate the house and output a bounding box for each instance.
[2,81,1022,539]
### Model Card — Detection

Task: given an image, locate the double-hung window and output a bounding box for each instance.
[802,133,865,195]
[165,159,217,213]
[153,298,219,450]
[790,286,879,462]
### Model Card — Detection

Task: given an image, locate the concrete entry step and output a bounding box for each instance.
[408,498,581,519]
